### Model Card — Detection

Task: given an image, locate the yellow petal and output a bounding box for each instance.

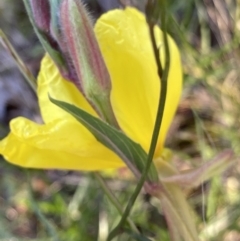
[37,55,97,124]
[0,117,124,170]
[95,8,182,157]
[0,7,182,172]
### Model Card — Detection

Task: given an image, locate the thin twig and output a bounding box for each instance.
[0,29,37,92]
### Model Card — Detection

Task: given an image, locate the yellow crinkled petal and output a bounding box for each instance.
[38,55,97,124]
[0,117,124,170]
[0,7,181,172]
[95,8,182,157]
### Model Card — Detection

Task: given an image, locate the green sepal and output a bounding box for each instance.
[50,97,159,182]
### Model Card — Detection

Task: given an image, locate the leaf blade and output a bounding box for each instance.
[50,97,158,182]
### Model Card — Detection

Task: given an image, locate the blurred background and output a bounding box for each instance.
[1,0,240,240]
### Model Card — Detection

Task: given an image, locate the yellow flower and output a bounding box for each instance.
[0,8,182,171]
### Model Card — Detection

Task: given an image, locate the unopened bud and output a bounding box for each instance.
[29,0,50,31]
[23,0,70,81]
[24,0,118,126]
[60,0,118,126]
[145,0,160,25]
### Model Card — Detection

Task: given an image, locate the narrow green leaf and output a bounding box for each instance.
[50,97,158,182]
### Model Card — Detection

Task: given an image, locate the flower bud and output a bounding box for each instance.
[145,0,160,25]
[24,0,118,126]
[23,0,71,81]
[29,0,50,32]
[59,0,118,126]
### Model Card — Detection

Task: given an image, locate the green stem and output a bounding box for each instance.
[94,173,139,234]
[0,29,37,92]
[107,1,170,240]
